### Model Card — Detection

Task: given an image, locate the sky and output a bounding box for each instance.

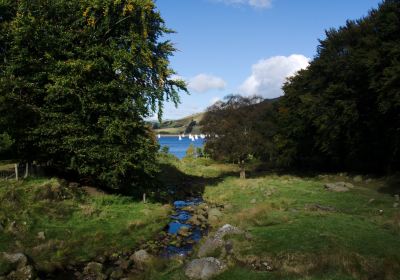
[153,0,382,120]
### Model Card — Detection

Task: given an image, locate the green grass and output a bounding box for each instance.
[0,178,169,273]
[201,171,400,279]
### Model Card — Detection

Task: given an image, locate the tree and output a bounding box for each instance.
[0,0,186,195]
[201,95,275,178]
[276,0,400,173]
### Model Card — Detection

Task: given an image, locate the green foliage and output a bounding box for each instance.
[201,95,278,174]
[0,0,186,194]
[0,133,13,153]
[276,0,400,173]
[184,143,196,159]
[160,145,170,154]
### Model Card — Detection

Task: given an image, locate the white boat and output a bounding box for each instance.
[200,134,205,139]
[194,134,198,140]
[158,134,161,139]
[178,135,182,140]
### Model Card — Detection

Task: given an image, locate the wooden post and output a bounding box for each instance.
[143,193,146,204]
[24,162,29,178]
[14,163,18,181]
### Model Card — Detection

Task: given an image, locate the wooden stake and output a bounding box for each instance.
[15,163,18,181]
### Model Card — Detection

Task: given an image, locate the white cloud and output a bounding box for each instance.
[239,54,310,98]
[188,74,227,93]
[215,0,272,8]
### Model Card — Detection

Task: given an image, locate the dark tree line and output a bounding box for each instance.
[0,0,185,195]
[202,0,400,175]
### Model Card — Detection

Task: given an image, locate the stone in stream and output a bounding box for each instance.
[1,252,28,269]
[185,257,227,280]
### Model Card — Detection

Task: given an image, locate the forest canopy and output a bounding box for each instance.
[276,0,400,173]
[0,0,185,194]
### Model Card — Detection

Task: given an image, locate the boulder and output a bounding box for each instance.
[37,231,45,241]
[250,199,257,204]
[185,257,227,280]
[214,224,243,240]
[83,262,106,279]
[1,252,28,269]
[198,238,224,258]
[109,268,124,279]
[353,175,363,183]
[198,224,244,258]
[129,250,151,270]
[324,182,351,192]
[6,265,35,280]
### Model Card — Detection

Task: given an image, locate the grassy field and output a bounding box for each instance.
[1,157,399,279]
[154,158,400,280]
[0,178,169,275]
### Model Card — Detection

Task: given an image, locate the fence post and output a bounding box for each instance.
[143,193,146,204]
[24,162,29,178]
[15,163,18,181]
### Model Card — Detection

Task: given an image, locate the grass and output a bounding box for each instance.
[200,170,400,279]
[1,157,399,279]
[0,178,169,274]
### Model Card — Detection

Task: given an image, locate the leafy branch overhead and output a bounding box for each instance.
[0,0,186,194]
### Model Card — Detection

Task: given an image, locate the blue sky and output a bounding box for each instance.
[154,0,382,120]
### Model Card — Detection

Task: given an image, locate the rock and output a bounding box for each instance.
[365,179,372,184]
[395,194,399,202]
[353,175,363,183]
[1,252,28,269]
[130,250,151,270]
[178,226,191,237]
[185,257,227,279]
[394,203,399,208]
[198,225,244,258]
[37,231,45,240]
[83,262,105,279]
[68,182,80,188]
[324,182,350,192]
[198,238,224,258]
[6,265,35,280]
[250,199,257,204]
[215,224,243,240]
[115,257,130,270]
[110,268,124,279]
[368,198,375,204]
[224,240,233,254]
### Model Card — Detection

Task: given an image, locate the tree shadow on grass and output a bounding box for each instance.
[153,161,238,203]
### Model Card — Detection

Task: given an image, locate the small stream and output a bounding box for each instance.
[162,197,208,257]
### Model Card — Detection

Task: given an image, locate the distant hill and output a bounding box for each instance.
[152,112,204,135]
[151,98,280,135]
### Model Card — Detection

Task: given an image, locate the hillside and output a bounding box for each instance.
[153,112,204,135]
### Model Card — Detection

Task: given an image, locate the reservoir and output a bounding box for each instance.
[158,135,204,159]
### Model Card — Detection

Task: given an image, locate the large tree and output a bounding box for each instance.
[276,0,400,173]
[0,0,185,194]
[201,95,276,178]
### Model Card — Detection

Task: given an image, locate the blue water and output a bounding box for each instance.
[158,136,204,159]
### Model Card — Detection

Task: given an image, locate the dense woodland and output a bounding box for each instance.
[203,0,400,175]
[0,0,185,195]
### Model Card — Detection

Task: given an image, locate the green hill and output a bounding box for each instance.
[153,112,204,135]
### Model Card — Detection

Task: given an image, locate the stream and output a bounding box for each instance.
[162,197,208,257]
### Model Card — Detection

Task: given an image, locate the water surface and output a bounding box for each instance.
[158,136,204,159]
